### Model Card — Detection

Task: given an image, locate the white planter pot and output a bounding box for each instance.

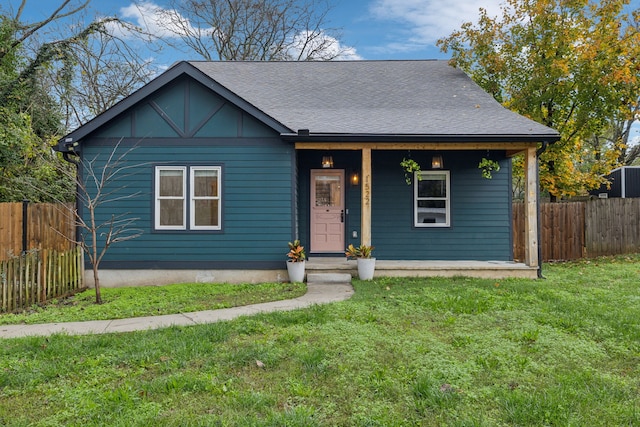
[286,260,306,283]
[357,258,376,280]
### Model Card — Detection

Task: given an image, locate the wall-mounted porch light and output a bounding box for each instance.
[351,172,360,186]
[322,155,334,168]
[432,155,443,169]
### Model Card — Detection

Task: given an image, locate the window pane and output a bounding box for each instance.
[417,200,447,224]
[193,169,219,197]
[194,200,219,226]
[315,176,341,207]
[159,199,184,226]
[159,170,184,197]
[418,174,446,198]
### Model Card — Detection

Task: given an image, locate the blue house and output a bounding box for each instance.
[55,60,559,286]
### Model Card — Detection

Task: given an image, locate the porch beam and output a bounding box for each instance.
[361,148,372,246]
[506,149,526,157]
[524,146,539,267]
[295,142,537,151]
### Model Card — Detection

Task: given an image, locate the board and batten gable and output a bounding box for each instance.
[78,75,296,270]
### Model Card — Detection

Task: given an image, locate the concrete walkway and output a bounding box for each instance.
[0,278,353,339]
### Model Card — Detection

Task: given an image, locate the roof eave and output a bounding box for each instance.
[281,133,561,144]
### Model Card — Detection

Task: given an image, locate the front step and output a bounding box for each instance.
[306,273,352,285]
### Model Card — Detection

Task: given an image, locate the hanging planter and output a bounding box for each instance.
[478,158,500,179]
[400,157,421,185]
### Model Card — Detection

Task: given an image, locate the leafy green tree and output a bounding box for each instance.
[438,0,640,200]
[0,0,151,202]
[0,13,74,202]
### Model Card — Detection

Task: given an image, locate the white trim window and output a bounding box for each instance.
[156,166,187,230]
[155,166,221,230]
[414,170,450,227]
[190,166,221,230]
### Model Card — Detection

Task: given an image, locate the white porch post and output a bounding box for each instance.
[524,146,539,267]
[361,148,372,246]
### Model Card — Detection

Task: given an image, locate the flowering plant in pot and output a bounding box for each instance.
[345,244,376,280]
[286,240,306,282]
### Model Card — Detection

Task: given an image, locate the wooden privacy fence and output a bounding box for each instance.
[514,198,640,261]
[585,198,640,257]
[0,202,75,261]
[1,247,85,313]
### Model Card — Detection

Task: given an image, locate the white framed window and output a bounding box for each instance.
[190,166,221,230]
[414,170,450,227]
[155,166,221,231]
[156,166,187,230]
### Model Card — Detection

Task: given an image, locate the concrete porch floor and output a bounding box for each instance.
[306,258,538,279]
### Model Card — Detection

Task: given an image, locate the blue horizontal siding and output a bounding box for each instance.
[371,150,512,260]
[296,149,512,260]
[80,138,295,265]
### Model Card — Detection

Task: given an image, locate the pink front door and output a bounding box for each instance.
[311,170,345,253]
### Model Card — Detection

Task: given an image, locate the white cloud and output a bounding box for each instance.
[114,1,211,39]
[335,44,362,61]
[369,0,503,52]
[287,31,362,60]
[113,2,359,60]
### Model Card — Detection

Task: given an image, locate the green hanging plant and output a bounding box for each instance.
[400,157,421,185]
[478,158,500,179]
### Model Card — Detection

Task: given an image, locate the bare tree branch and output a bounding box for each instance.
[150,0,346,61]
[25,140,147,304]
[3,0,90,61]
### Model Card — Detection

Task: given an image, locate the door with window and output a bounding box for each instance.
[311,170,345,252]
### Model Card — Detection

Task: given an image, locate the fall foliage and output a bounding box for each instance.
[438,0,640,200]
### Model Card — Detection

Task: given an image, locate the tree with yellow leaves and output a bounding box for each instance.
[438,0,640,200]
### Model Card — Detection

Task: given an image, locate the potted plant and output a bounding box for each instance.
[286,240,306,282]
[478,158,500,179]
[345,243,376,280]
[400,157,421,185]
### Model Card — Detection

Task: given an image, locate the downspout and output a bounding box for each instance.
[62,152,80,166]
[535,141,549,278]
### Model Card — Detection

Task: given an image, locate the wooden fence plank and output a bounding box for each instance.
[512,203,525,262]
[0,203,22,258]
[1,259,7,312]
[0,202,75,262]
[515,199,640,261]
[585,198,640,257]
[0,248,85,314]
[515,201,585,262]
[623,199,640,253]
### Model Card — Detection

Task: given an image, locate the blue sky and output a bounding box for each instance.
[7,0,640,61]
[4,0,640,142]
[6,0,511,61]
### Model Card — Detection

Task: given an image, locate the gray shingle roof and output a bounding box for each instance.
[189,60,559,139]
[59,60,559,149]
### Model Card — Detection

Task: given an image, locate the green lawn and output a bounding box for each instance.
[1,255,639,426]
[0,282,307,325]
